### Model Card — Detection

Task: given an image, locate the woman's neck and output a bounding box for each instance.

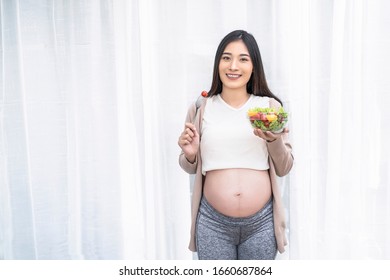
[220,88,250,108]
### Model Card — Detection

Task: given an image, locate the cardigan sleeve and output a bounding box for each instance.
[266,98,294,177]
[178,102,198,174]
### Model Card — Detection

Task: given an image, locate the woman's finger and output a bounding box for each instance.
[186,127,194,137]
[185,123,198,138]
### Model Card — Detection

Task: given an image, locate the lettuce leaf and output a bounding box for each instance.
[248,107,288,132]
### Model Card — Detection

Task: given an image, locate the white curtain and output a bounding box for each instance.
[0,0,192,260]
[283,0,390,259]
[0,0,389,260]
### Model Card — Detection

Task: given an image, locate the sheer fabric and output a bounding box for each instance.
[1,0,389,259]
[282,0,390,259]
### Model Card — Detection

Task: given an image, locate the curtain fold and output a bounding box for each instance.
[1,0,389,260]
[287,0,390,259]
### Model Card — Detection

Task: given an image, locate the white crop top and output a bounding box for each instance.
[201,94,270,175]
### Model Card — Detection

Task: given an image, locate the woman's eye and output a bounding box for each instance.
[222,56,231,61]
[240,58,249,62]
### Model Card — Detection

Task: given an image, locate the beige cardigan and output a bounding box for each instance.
[179,96,293,253]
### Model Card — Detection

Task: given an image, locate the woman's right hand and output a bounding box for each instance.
[178,122,199,163]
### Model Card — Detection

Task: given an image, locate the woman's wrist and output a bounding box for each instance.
[185,154,196,164]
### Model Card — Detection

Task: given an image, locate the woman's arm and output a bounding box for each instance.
[178,103,199,174]
[266,136,293,176]
[266,98,293,176]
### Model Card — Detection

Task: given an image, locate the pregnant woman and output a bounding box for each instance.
[178,30,293,260]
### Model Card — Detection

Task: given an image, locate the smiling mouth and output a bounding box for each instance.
[226,74,241,79]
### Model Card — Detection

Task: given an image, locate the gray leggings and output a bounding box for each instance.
[195,196,277,260]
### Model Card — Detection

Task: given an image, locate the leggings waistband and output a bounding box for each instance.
[199,196,273,226]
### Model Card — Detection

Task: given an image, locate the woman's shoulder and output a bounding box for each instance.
[207,94,219,102]
[203,94,219,108]
[250,95,282,109]
[268,97,282,108]
[250,95,270,107]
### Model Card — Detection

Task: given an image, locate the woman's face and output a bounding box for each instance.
[218,40,253,92]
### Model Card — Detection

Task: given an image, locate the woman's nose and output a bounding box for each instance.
[229,59,239,70]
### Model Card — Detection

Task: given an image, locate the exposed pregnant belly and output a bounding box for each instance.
[203,168,272,218]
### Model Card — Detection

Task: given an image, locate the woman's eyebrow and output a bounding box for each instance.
[222,52,250,57]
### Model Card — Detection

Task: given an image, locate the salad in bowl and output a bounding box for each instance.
[247,107,288,133]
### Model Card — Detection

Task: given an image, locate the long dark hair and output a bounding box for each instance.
[208,30,283,106]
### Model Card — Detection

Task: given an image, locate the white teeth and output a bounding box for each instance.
[227,74,240,78]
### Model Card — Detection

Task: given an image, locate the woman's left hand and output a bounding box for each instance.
[253,127,289,142]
